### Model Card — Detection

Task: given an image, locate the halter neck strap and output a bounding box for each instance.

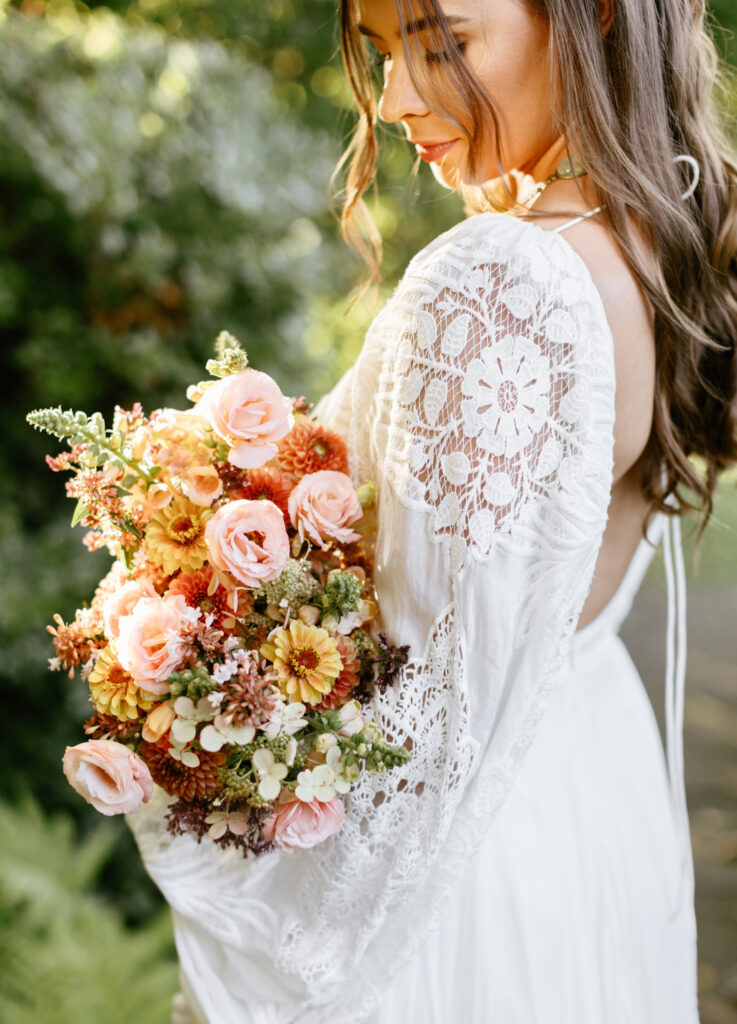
[552,206,603,234]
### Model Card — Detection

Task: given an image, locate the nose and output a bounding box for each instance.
[377,58,430,124]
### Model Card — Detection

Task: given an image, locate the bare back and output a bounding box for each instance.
[528,183,657,630]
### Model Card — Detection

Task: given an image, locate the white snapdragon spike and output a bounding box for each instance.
[337,699,364,737]
[325,745,351,794]
[285,737,298,767]
[204,810,250,840]
[206,690,226,712]
[212,658,239,684]
[200,715,256,752]
[264,700,308,740]
[295,764,337,803]
[251,748,289,801]
[171,695,216,745]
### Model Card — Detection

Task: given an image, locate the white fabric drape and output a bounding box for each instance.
[127,213,667,1024]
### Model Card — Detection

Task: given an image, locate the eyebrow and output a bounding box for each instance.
[357,15,469,41]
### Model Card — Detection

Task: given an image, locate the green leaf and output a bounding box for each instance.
[70,500,89,527]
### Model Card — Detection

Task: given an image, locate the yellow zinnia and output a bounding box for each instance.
[145,495,209,575]
[260,620,343,706]
[88,644,156,721]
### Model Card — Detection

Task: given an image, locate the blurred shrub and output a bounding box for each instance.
[0,798,178,1023]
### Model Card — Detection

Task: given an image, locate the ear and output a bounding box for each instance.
[600,0,614,36]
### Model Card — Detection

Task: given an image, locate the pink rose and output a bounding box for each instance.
[262,793,345,851]
[103,578,158,639]
[288,471,363,549]
[194,370,294,470]
[205,499,290,588]
[116,594,195,694]
[62,740,153,816]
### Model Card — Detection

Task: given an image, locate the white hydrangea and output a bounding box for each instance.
[251,748,288,801]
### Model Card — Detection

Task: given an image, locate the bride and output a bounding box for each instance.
[129,0,737,1021]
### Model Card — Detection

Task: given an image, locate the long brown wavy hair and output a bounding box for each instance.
[332,0,737,542]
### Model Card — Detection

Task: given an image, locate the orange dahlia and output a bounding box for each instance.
[277,422,349,478]
[139,741,226,801]
[167,565,248,629]
[312,635,360,711]
[230,467,292,525]
[260,619,343,706]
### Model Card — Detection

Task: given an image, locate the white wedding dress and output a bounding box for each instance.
[128,211,700,1024]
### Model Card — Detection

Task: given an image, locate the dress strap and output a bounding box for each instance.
[551,206,603,234]
[661,474,695,911]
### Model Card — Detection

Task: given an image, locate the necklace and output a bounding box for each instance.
[519,154,588,209]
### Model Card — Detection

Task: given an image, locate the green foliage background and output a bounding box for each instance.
[1,1,735,1020]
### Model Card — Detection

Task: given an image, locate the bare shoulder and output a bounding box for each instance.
[535,207,656,484]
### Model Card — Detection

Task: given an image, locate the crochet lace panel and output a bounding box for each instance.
[129,214,616,1024]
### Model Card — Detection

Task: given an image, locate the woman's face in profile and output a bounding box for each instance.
[357,0,558,188]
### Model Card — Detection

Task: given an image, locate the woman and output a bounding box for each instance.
[131,1,737,1021]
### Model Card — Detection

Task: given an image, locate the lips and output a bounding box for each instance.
[414,139,458,162]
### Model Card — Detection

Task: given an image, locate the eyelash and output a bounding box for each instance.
[372,40,467,68]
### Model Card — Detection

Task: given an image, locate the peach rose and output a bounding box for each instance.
[103,578,158,639]
[288,471,363,549]
[116,593,195,694]
[262,791,345,851]
[194,370,294,469]
[62,739,153,816]
[177,464,223,507]
[204,499,289,588]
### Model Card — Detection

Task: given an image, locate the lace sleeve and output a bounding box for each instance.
[127,215,616,1024]
[310,363,356,439]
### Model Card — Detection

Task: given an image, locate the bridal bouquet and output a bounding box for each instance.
[28,332,411,857]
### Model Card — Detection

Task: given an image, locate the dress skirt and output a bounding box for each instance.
[364,597,700,1023]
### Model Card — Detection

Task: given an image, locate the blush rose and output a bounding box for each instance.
[204,498,290,588]
[62,739,153,815]
[194,370,294,469]
[262,792,345,851]
[103,578,158,640]
[116,593,194,694]
[288,470,363,549]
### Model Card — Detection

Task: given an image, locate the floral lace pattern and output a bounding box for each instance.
[128,214,617,1024]
[370,215,611,578]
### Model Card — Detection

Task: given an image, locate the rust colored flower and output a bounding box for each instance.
[47,614,103,679]
[312,635,361,711]
[277,422,349,478]
[83,713,140,742]
[230,467,293,526]
[139,741,226,801]
[218,658,278,729]
[167,565,248,629]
